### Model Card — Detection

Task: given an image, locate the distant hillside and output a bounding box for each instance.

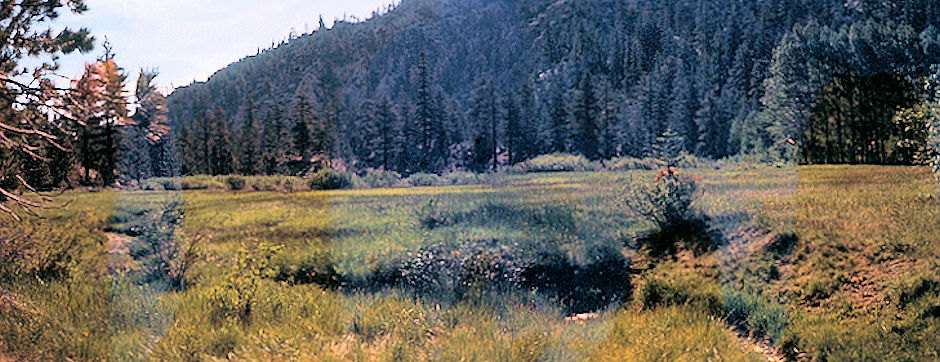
[167,0,940,175]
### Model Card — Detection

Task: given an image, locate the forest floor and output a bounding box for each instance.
[1,165,938,360]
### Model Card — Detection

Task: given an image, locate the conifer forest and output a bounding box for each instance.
[2,0,940,361]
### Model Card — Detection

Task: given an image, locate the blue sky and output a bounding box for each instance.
[52,0,395,92]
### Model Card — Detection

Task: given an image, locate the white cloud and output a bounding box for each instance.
[54,0,395,91]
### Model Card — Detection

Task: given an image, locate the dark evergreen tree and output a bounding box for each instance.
[504,94,523,165]
[207,107,234,175]
[570,74,601,159]
[239,97,262,175]
[548,84,569,153]
[291,93,316,160]
[469,76,500,171]
[262,106,291,175]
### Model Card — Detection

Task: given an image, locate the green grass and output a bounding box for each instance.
[2,165,937,360]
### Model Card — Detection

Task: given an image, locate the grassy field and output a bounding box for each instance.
[1,165,938,361]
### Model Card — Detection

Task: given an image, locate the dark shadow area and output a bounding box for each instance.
[632,214,722,258]
[520,246,632,314]
[282,239,632,315]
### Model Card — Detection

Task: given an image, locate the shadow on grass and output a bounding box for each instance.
[632,215,723,258]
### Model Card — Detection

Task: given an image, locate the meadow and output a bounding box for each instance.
[1,164,938,361]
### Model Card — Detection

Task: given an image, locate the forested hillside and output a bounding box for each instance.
[167,0,940,176]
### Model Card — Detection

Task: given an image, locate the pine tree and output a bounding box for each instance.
[291,93,316,160]
[239,97,262,175]
[518,79,540,161]
[469,76,500,171]
[549,84,569,153]
[262,106,291,175]
[570,73,601,159]
[412,52,448,173]
[652,126,685,168]
[504,94,523,165]
[363,92,398,171]
[208,107,234,175]
[69,56,129,186]
[118,126,152,185]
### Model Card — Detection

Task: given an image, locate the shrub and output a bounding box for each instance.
[516,153,601,173]
[181,175,225,190]
[403,172,441,187]
[604,157,658,171]
[307,169,355,190]
[208,242,282,324]
[224,176,247,191]
[380,239,525,302]
[415,198,449,229]
[362,171,402,188]
[624,169,701,230]
[272,249,341,288]
[442,171,481,185]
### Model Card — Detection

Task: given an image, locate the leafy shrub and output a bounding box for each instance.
[272,249,341,288]
[377,239,525,302]
[224,176,247,191]
[181,175,225,190]
[362,171,402,188]
[516,153,601,173]
[624,169,700,230]
[247,175,308,192]
[623,169,718,255]
[403,172,441,187]
[604,157,658,171]
[415,198,449,229]
[140,177,182,191]
[307,169,355,190]
[208,242,282,324]
[442,171,481,185]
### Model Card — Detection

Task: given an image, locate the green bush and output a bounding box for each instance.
[362,171,402,188]
[403,172,441,187]
[272,249,341,288]
[441,171,480,185]
[181,175,226,190]
[516,153,601,173]
[208,242,282,324]
[224,176,247,191]
[307,169,355,190]
[624,169,701,230]
[415,198,449,229]
[604,157,658,171]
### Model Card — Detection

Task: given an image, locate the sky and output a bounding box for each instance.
[50,0,395,92]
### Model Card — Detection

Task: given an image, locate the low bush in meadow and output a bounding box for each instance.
[307,169,357,190]
[180,175,226,190]
[403,172,442,187]
[514,153,602,173]
[604,157,658,171]
[224,176,247,191]
[362,171,402,188]
[442,171,484,185]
